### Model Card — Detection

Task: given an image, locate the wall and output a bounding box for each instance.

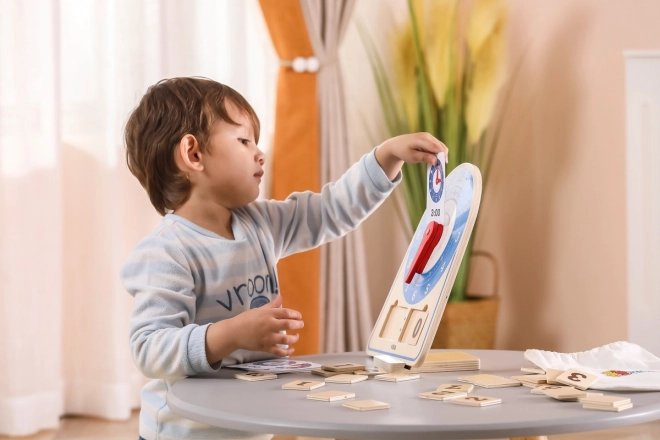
[340,0,660,353]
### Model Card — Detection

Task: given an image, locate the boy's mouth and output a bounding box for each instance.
[254,171,264,178]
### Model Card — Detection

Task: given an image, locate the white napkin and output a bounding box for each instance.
[524,341,660,391]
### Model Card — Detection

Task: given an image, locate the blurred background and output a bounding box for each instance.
[1,0,659,438]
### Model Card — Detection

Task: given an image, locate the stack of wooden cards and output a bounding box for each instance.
[326,374,368,384]
[374,373,420,382]
[510,374,547,388]
[409,352,480,373]
[542,386,587,401]
[342,400,390,411]
[374,352,480,373]
[457,374,521,389]
[312,363,365,378]
[373,355,406,373]
[419,389,467,401]
[450,396,502,407]
[580,395,633,412]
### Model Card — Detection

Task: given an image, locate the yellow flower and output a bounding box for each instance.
[465,0,507,144]
[424,0,456,108]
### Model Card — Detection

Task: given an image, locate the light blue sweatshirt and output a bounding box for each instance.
[120,149,400,440]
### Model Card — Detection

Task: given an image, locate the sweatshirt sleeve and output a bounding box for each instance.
[120,236,218,379]
[252,148,401,259]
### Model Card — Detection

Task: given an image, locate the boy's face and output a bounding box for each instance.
[201,101,265,208]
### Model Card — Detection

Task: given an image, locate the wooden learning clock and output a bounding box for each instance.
[367,161,482,367]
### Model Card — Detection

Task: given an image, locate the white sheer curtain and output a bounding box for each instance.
[0,0,277,436]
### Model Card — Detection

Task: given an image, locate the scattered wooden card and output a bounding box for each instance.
[511,374,547,385]
[458,374,521,388]
[579,394,630,407]
[531,385,571,395]
[543,386,587,401]
[556,369,599,390]
[325,374,368,384]
[342,399,390,411]
[234,372,277,382]
[437,383,474,393]
[307,390,355,402]
[583,403,633,412]
[282,380,325,391]
[374,373,420,382]
[419,390,467,401]
[311,368,344,378]
[521,367,545,374]
[450,396,502,407]
[545,368,565,385]
[321,363,365,373]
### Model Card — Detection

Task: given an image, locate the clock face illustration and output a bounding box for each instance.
[403,169,474,305]
[428,163,444,203]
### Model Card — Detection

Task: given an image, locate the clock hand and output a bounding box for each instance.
[435,168,441,185]
[405,221,444,284]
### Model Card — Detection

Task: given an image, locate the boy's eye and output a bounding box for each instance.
[239,138,250,146]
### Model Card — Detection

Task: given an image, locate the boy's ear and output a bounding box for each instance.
[176,134,204,172]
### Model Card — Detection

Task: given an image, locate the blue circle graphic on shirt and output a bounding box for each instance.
[250,296,270,309]
[403,170,474,305]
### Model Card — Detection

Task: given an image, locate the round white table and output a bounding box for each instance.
[167,350,660,439]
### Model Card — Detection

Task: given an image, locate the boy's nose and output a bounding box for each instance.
[256,149,265,165]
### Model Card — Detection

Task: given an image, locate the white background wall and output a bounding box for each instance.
[340,0,660,354]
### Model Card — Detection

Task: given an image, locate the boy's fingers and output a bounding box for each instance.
[269,346,295,357]
[265,295,283,308]
[274,318,305,331]
[275,332,299,345]
[271,307,302,320]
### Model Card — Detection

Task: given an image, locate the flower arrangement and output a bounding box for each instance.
[361,0,509,301]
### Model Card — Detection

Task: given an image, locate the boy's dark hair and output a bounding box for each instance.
[124,77,260,215]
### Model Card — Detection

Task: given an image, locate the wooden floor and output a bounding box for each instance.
[1,411,659,440]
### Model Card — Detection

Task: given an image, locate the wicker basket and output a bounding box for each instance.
[431,297,499,349]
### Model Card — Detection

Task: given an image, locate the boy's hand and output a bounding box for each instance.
[375,133,449,181]
[231,295,303,357]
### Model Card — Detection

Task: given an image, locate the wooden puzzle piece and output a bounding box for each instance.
[419,390,467,401]
[543,386,587,401]
[321,363,365,373]
[311,368,344,378]
[306,390,355,402]
[545,368,565,385]
[450,396,502,407]
[458,374,521,388]
[437,383,474,393]
[521,367,545,374]
[531,385,571,395]
[556,369,599,390]
[374,373,420,382]
[234,372,277,382]
[342,400,390,411]
[326,374,368,384]
[583,403,633,412]
[282,380,325,391]
[510,374,547,385]
[579,394,630,406]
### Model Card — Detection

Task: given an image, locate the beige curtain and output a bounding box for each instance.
[0,1,276,436]
[298,0,372,352]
